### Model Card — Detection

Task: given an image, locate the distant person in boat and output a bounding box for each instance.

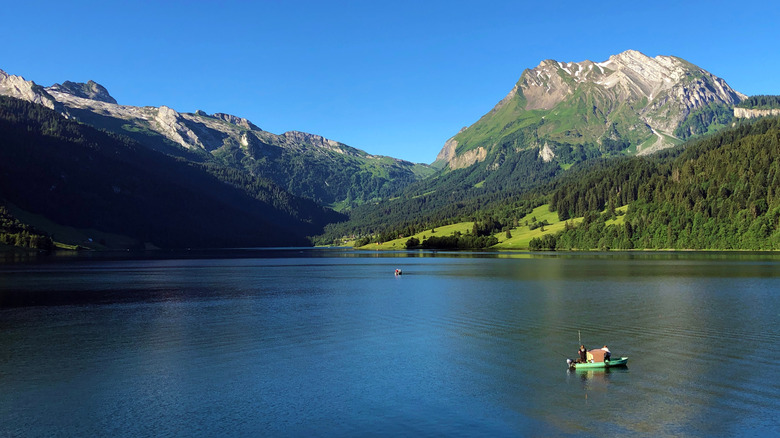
[601,345,611,361]
[578,345,588,363]
[395,269,402,276]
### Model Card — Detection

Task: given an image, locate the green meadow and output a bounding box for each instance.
[356,204,628,251]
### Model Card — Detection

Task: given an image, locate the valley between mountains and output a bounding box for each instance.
[1,50,779,251]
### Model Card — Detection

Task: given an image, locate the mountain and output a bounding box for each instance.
[321,51,756,245]
[434,50,746,170]
[0,95,344,249]
[0,53,763,250]
[0,69,433,209]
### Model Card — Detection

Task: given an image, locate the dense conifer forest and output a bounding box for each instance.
[736,95,780,109]
[535,117,780,250]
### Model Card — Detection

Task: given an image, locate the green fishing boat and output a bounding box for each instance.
[567,347,628,369]
[568,356,629,369]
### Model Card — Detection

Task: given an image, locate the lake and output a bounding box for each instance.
[1,249,778,437]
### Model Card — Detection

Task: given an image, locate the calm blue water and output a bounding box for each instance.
[1,249,779,437]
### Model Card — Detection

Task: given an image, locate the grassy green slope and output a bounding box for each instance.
[356,204,628,250]
[447,77,660,170]
[451,85,540,155]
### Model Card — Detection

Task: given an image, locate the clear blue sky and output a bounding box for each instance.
[3,1,778,164]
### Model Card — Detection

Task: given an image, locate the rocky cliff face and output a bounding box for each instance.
[211,112,261,131]
[155,106,211,150]
[435,50,746,169]
[0,69,58,110]
[734,107,780,118]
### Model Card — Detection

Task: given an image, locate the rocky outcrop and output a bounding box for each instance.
[154,106,208,150]
[48,80,117,104]
[434,137,459,167]
[0,69,58,110]
[433,134,489,169]
[538,143,555,162]
[449,146,487,169]
[280,131,359,156]
[211,112,261,131]
[734,107,780,118]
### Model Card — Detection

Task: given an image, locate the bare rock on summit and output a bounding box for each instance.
[48,80,117,104]
[518,50,745,133]
[211,112,261,131]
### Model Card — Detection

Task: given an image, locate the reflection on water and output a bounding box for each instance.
[567,365,630,386]
[1,250,779,437]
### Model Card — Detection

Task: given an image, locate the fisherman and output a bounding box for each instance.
[578,345,587,363]
[601,345,611,361]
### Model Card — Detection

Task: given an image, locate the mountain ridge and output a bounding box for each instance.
[0,95,344,249]
[0,68,433,208]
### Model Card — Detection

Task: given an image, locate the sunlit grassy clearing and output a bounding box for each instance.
[358,204,628,250]
[360,222,475,250]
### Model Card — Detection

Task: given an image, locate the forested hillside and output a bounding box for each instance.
[0,96,344,249]
[0,204,53,250]
[316,142,559,245]
[536,117,780,250]
[673,102,734,140]
[736,95,780,109]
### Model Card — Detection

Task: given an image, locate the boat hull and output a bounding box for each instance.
[570,356,628,369]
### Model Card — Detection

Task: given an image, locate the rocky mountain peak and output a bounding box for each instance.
[48,80,117,104]
[523,50,746,130]
[211,112,261,131]
[439,51,748,169]
[607,49,654,66]
[521,50,745,108]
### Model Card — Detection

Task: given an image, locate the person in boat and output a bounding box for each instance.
[601,345,611,361]
[577,345,588,363]
[394,269,402,276]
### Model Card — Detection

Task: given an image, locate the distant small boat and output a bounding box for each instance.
[567,347,628,369]
[394,269,402,276]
